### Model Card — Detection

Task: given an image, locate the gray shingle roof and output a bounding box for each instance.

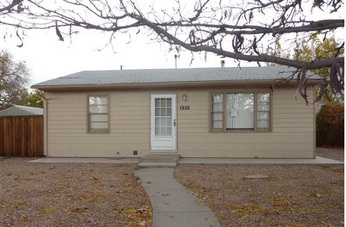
[32,66,319,89]
[0,105,43,116]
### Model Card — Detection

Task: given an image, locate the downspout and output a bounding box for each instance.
[43,94,48,156]
[312,86,316,159]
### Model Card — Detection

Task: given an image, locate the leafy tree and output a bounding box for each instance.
[0,50,30,110]
[316,102,344,147]
[294,36,344,102]
[24,89,44,108]
[0,0,344,103]
[267,36,344,102]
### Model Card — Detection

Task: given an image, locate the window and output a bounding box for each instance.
[227,93,254,129]
[211,92,271,132]
[154,98,172,136]
[88,95,109,132]
[257,93,270,129]
[211,94,223,129]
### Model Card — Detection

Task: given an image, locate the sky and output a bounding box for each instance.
[1,27,247,87]
[0,1,343,88]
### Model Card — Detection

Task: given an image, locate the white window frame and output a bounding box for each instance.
[210,91,271,132]
[87,95,110,133]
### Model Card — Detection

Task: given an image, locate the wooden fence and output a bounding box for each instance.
[0,116,44,157]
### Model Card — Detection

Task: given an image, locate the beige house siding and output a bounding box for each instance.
[44,86,315,158]
[177,87,315,158]
[46,90,150,157]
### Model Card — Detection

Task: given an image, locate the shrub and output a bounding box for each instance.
[316,102,344,148]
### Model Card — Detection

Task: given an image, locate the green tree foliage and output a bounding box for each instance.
[0,50,30,110]
[24,89,44,108]
[267,36,344,102]
[294,36,344,102]
[316,102,344,148]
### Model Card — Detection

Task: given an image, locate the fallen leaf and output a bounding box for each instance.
[240,214,248,220]
[71,207,88,213]
[123,182,131,187]
[205,217,219,222]
[43,207,56,214]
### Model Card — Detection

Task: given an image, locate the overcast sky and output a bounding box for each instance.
[0,1,343,88]
[1,25,248,87]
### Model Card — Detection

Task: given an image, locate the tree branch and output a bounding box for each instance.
[0,0,22,13]
[1,0,344,103]
[130,13,343,70]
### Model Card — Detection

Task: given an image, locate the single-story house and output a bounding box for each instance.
[0,105,43,116]
[31,66,320,158]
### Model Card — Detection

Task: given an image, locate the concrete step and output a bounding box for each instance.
[138,163,177,168]
[138,154,180,168]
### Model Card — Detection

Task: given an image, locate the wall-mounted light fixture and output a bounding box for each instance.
[182,91,187,102]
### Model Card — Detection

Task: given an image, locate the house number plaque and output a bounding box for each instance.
[179,105,190,110]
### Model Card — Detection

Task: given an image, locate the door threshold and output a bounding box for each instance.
[150,150,178,153]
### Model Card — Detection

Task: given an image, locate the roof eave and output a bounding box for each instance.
[31,79,322,91]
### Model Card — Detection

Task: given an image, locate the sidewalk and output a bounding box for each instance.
[29,156,343,165]
[29,157,140,164]
[178,156,343,165]
[134,168,220,227]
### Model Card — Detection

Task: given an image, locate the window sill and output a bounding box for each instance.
[88,130,110,134]
[210,129,271,133]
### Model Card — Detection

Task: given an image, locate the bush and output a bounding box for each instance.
[316,102,344,148]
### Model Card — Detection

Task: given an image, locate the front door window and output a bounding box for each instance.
[155,98,172,136]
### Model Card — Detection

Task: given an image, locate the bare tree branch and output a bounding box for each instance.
[0,0,23,13]
[0,0,344,103]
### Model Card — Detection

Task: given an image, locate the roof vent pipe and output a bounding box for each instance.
[221,60,225,68]
[174,54,179,69]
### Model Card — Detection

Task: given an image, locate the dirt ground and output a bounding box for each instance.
[0,148,343,227]
[175,148,344,226]
[0,160,152,227]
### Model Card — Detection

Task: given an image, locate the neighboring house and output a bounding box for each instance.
[32,66,321,158]
[0,105,43,116]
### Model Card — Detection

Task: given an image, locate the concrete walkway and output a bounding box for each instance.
[179,156,343,165]
[134,168,220,227]
[29,156,343,165]
[29,157,140,164]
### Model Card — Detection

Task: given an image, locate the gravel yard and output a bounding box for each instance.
[0,159,152,227]
[0,148,343,227]
[175,148,344,226]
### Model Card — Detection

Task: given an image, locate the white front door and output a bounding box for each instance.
[150,94,177,151]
